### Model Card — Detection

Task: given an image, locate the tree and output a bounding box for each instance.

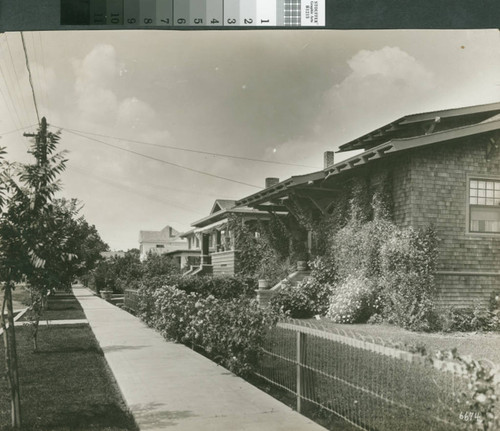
[0,118,67,427]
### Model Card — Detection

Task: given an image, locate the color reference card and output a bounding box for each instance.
[64,0,325,27]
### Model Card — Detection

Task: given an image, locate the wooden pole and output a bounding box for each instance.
[296,331,306,413]
[4,281,22,428]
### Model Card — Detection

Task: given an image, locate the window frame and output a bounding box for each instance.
[466,174,500,237]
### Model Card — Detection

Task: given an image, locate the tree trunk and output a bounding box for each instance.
[2,281,22,428]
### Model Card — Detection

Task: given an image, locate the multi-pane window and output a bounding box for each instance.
[469,179,500,233]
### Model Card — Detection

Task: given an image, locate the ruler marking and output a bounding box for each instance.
[156,0,173,26]
[62,0,325,28]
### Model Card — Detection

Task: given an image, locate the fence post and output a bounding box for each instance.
[296,331,307,413]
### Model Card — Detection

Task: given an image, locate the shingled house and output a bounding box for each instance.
[237,102,500,308]
[184,199,273,276]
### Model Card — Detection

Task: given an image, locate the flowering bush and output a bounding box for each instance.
[435,349,500,430]
[326,274,375,323]
[136,283,278,376]
[151,286,198,343]
[379,226,438,331]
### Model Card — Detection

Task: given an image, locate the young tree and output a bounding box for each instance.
[0,146,24,428]
[0,117,67,427]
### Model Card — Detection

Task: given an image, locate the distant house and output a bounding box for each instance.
[185,199,272,276]
[138,225,188,262]
[237,102,500,308]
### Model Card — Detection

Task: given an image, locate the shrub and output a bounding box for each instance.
[136,283,277,376]
[326,274,376,323]
[166,274,255,299]
[438,302,498,333]
[379,226,438,331]
[137,275,172,325]
[332,219,396,281]
[152,286,198,343]
[187,296,278,375]
[270,263,334,318]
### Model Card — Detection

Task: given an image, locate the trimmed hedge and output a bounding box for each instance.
[163,274,256,299]
[137,279,277,376]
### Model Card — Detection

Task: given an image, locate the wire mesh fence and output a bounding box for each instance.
[254,320,499,431]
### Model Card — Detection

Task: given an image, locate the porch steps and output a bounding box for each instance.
[188,264,213,276]
[271,270,311,291]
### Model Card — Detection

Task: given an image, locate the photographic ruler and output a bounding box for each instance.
[63,0,326,27]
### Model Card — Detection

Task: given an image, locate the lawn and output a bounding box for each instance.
[299,318,500,365]
[0,292,137,430]
[255,324,474,431]
[10,284,31,311]
[17,292,87,321]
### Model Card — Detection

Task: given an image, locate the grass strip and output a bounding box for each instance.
[0,314,137,430]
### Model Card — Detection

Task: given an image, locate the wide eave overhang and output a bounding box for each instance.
[236,170,325,208]
[238,118,500,208]
[338,102,500,153]
[191,207,272,228]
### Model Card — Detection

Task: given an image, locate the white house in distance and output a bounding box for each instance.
[139,225,188,262]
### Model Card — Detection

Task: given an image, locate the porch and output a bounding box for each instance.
[211,249,239,276]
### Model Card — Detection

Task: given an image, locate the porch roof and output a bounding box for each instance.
[236,170,325,208]
[191,206,271,228]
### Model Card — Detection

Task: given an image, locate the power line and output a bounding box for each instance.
[37,32,50,117]
[0,39,24,129]
[0,124,38,136]
[20,32,40,124]
[60,128,263,190]
[4,34,31,126]
[71,166,206,216]
[57,126,320,169]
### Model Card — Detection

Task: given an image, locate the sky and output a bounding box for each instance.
[0,29,499,250]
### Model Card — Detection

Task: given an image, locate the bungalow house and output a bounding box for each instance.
[185,199,274,276]
[138,225,188,262]
[237,102,500,308]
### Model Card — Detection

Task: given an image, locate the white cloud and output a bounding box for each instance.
[313,46,437,147]
[117,97,157,130]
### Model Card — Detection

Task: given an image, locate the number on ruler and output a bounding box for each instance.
[177,18,186,24]
[161,18,170,24]
[227,18,236,24]
[127,18,136,24]
[211,18,219,24]
[194,18,203,24]
[244,18,253,24]
[144,18,153,24]
[110,13,120,24]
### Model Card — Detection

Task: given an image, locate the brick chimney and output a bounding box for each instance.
[324,151,335,169]
[265,177,280,188]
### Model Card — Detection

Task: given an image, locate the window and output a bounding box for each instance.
[469,179,500,233]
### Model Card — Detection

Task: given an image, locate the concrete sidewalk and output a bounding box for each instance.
[73,287,326,431]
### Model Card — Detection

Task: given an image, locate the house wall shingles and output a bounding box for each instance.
[406,137,500,307]
[391,156,413,228]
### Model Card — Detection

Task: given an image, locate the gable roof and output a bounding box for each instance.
[210,199,236,214]
[338,101,500,153]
